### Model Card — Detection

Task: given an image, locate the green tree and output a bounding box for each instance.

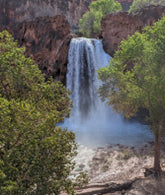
[0,31,84,194]
[79,0,121,37]
[129,0,165,12]
[98,16,165,177]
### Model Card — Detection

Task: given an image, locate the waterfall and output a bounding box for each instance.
[67,38,110,122]
[62,38,153,147]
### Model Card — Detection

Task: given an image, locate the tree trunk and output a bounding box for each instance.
[154,120,162,178]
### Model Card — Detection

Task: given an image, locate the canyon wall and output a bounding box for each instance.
[0,0,94,32]
[0,0,132,31]
[7,15,73,83]
[0,0,95,82]
[0,0,133,83]
[102,5,165,56]
[0,0,138,83]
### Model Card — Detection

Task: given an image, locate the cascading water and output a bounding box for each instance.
[67,38,110,122]
[62,38,153,147]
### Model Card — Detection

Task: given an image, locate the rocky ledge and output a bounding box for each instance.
[71,142,165,194]
[102,5,165,56]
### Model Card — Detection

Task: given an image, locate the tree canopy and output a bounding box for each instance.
[129,0,165,12]
[0,31,85,194]
[98,16,165,176]
[79,0,122,37]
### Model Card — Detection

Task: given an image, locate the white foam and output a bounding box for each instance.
[61,38,153,147]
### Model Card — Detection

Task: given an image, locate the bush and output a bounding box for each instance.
[0,30,82,194]
[79,0,121,37]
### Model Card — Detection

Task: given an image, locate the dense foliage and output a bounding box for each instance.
[79,0,121,37]
[129,0,165,12]
[98,16,165,176]
[0,31,83,194]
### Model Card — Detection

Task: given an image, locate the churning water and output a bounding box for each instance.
[61,38,153,147]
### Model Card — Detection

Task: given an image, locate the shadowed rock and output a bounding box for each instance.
[6,15,74,83]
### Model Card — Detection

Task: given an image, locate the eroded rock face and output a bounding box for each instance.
[102,5,165,56]
[0,0,134,30]
[7,15,73,83]
[0,0,94,32]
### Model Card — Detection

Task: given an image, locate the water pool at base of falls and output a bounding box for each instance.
[60,37,154,147]
[60,112,153,147]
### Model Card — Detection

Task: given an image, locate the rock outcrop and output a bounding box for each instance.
[102,5,165,56]
[116,0,133,11]
[0,0,94,32]
[7,15,73,83]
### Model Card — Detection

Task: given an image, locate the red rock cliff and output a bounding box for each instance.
[7,15,73,83]
[102,5,165,56]
[0,0,95,82]
[0,0,94,32]
[0,0,134,84]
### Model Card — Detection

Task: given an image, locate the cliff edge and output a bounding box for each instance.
[102,5,165,56]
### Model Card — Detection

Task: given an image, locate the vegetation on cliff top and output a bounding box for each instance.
[129,0,165,12]
[98,16,165,177]
[79,0,122,37]
[0,31,86,194]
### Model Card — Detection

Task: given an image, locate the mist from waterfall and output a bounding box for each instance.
[62,38,153,147]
